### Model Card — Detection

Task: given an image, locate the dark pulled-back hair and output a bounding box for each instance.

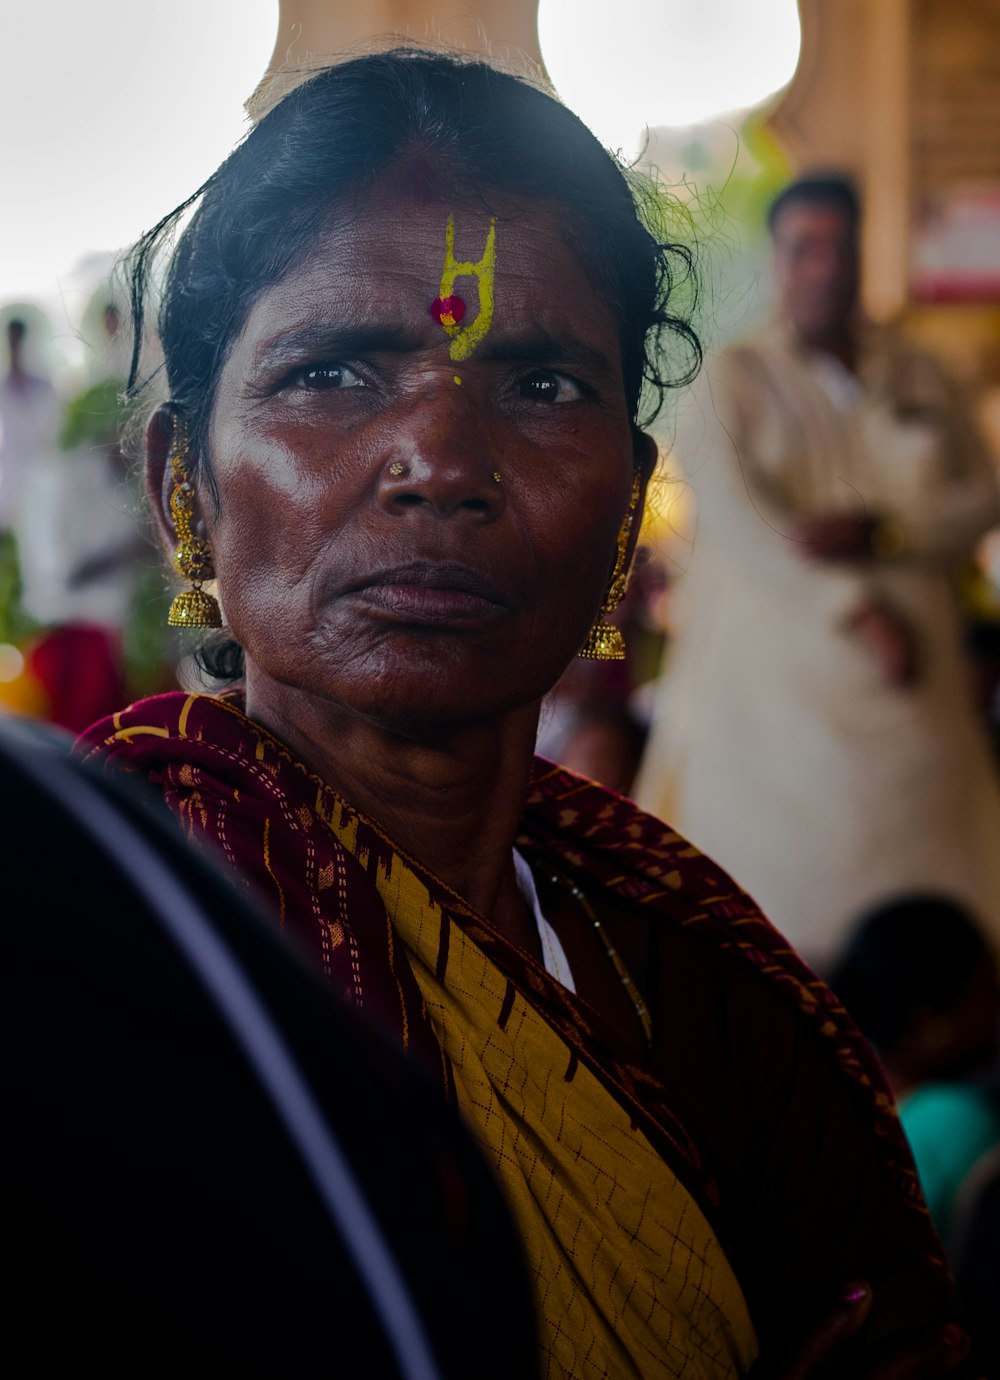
[766,172,861,235]
[128,49,700,459]
[127,49,701,680]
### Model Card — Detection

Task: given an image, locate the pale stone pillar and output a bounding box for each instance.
[765,0,911,323]
[861,0,910,323]
[251,0,545,116]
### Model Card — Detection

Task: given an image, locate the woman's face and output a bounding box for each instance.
[204,178,651,731]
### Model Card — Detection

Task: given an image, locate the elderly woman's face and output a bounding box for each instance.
[206,179,646,729]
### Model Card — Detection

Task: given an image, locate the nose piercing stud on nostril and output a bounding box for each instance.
[388,461,406,477]
[492,472,502,485]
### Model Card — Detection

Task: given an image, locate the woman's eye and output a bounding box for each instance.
[294,363,364,391]
[518,369,584,403]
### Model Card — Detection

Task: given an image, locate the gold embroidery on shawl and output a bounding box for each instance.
[178,693,199,739]
[262,816,286,930]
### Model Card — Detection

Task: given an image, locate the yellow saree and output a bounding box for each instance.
[364,828,757,1378]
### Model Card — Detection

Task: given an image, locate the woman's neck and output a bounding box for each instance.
[245,671,542,929]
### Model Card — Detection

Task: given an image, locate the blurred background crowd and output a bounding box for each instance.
[0,299,173,728]
[2,0,998,1358]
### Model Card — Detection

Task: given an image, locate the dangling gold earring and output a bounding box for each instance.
[166,419,222,629]
[578,468,642,661]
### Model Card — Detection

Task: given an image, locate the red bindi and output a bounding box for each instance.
[431,294,467,328]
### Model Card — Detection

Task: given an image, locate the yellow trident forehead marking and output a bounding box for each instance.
[433,214,497,361]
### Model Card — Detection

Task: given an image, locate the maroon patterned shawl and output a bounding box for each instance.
[76,690,932,1254]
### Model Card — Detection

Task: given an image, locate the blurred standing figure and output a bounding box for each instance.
[635,175,1000,966]
[16,302,144,731]
[0,318,60,534]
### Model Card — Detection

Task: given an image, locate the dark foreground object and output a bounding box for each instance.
[0,716,537,1377]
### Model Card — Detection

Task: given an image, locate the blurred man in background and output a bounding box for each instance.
[0,317,59,539]
[635,175,1000,967]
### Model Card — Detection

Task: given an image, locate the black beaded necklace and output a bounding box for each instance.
[539,864,653,1052]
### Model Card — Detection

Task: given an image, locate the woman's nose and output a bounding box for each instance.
[376,393,505,522]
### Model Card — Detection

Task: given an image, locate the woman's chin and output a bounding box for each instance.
[250,628,565,727]
[244,660,545,742]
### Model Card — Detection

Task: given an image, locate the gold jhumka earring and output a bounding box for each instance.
[166,420,222,629]
[577,468,642,662]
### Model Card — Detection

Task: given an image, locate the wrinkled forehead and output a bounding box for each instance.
[326,159,609,280]
[242,174,623,346]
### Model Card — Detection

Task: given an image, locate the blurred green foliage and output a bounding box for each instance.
[0,529,36,645]
[59,378,128,452]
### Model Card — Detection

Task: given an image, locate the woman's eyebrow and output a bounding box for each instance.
[480,331,612,374]
[253,323,426,367]
[251,324,614,376]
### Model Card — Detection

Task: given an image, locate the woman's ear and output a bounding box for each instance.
[145,405,177,552]
[634,429,658,483]
[627,430,659,561]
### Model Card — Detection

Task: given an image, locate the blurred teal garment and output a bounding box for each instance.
[899,1083,1000,1239]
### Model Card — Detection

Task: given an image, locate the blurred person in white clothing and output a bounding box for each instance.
[634,175,1000,967]
[0,317,60,533]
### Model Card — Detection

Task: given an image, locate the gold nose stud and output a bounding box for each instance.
[388,460,499,484]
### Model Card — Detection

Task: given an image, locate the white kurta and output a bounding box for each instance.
[634,325,1000,967]
[0,372,60,529]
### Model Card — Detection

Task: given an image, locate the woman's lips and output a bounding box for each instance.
[339,562,510,625]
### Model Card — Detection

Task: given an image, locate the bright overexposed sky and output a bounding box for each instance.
[539,0,801,153]
[0,0,279,337]
[0,0,800,353]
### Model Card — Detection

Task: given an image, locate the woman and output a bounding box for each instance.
[79,52,973,1379]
